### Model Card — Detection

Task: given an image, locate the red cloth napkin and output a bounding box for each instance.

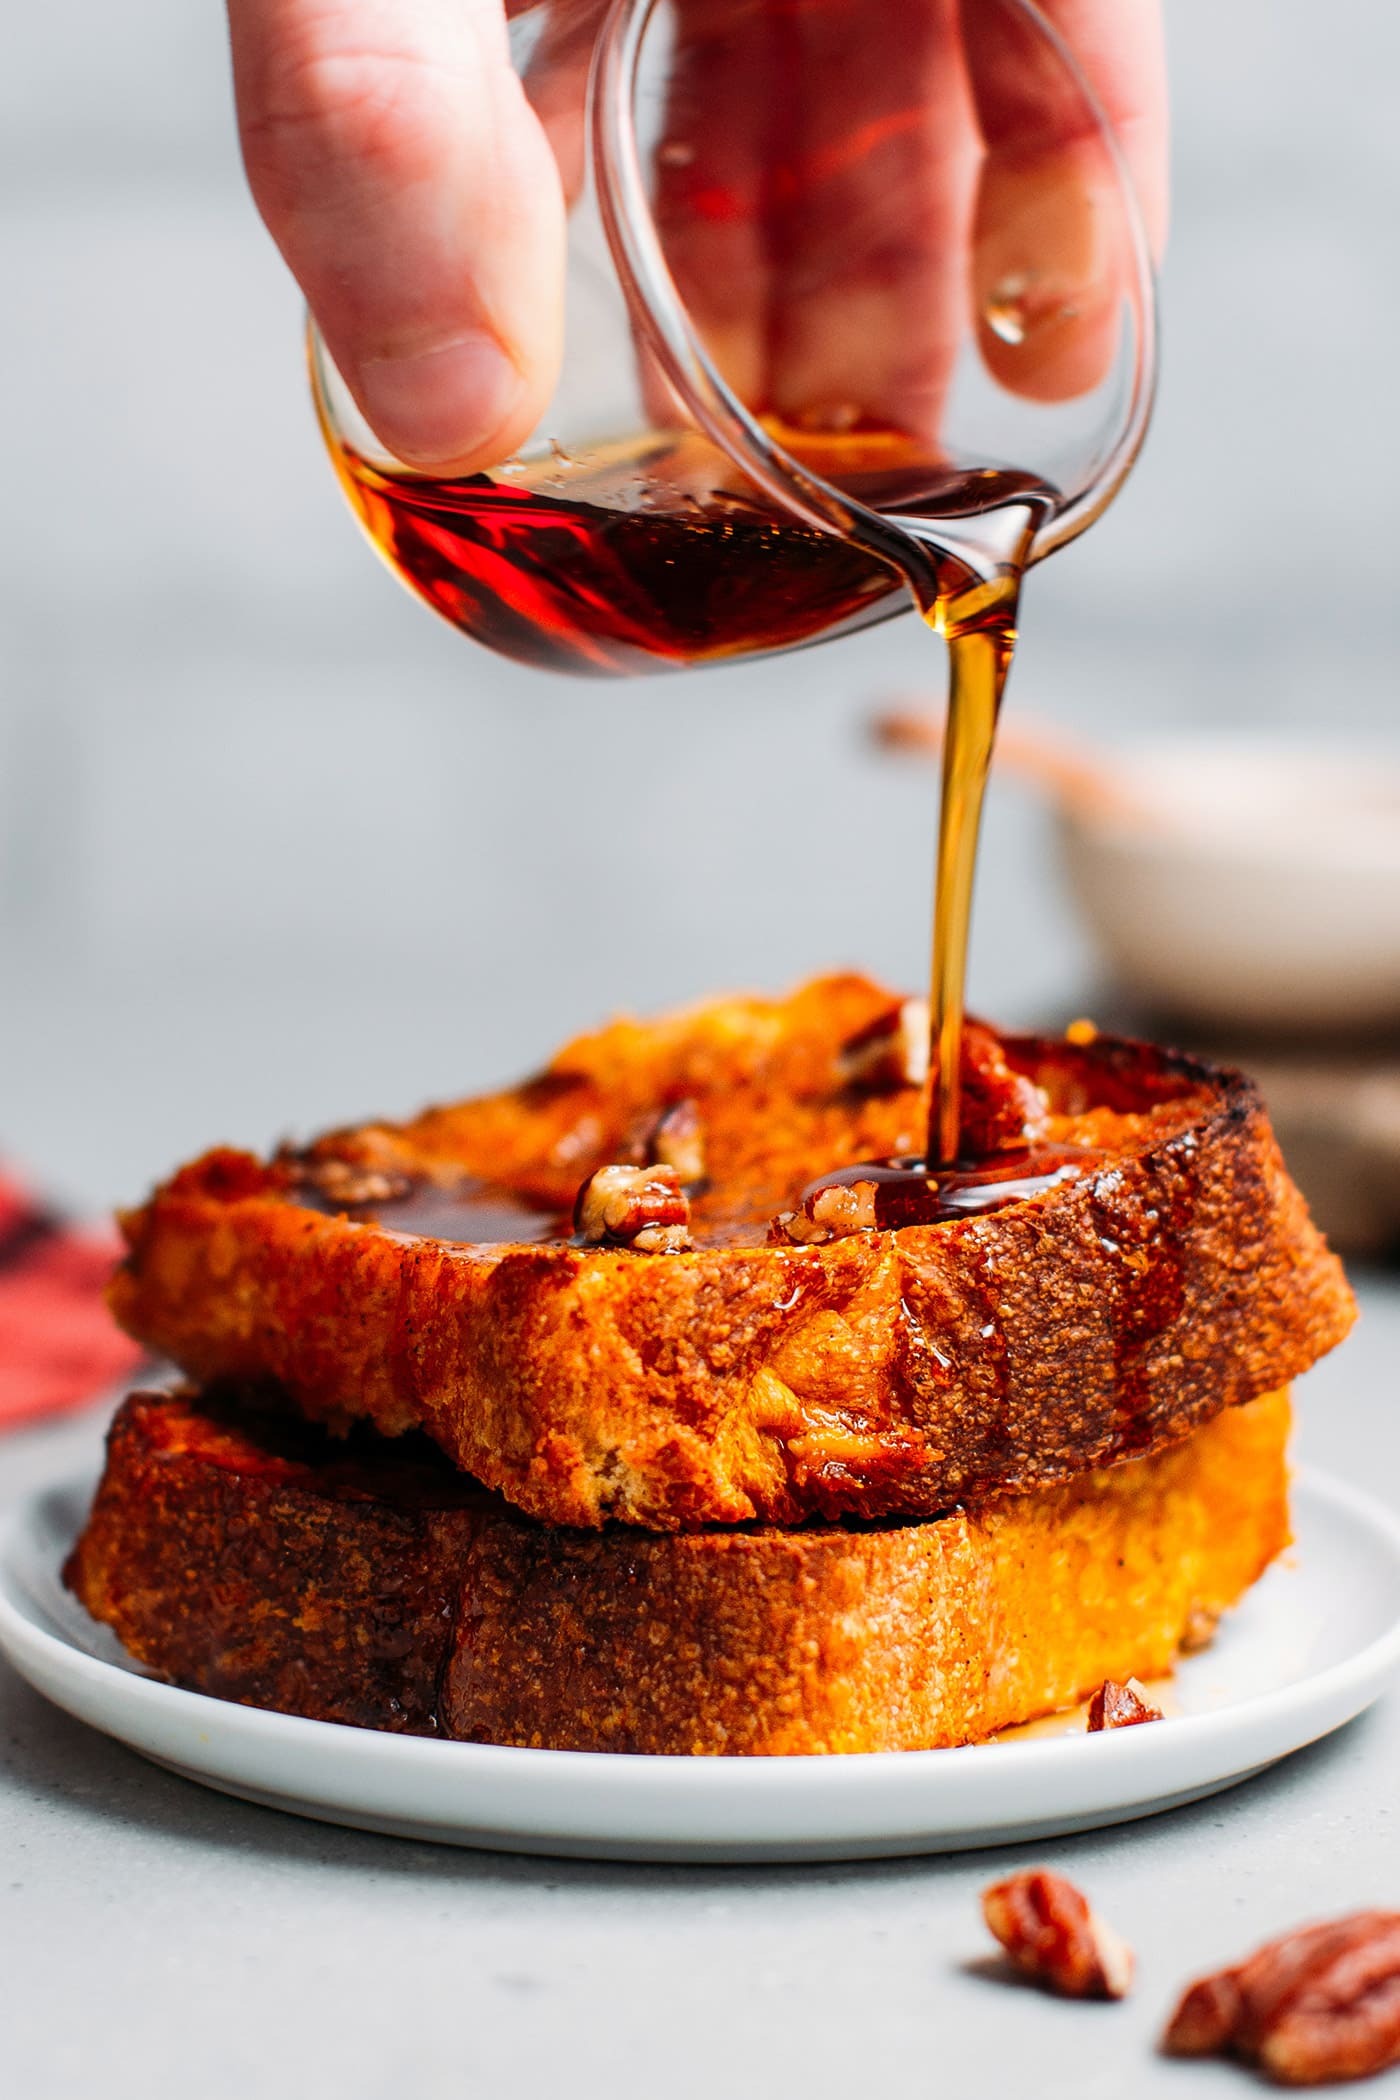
[0,1167,143,1430]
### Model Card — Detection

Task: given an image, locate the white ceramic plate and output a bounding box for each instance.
[3,1467,1400,1863]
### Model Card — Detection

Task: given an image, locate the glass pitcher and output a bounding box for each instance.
[311,0,1156,675]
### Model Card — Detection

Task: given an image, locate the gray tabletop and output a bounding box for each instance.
[2,1279,1396,2100]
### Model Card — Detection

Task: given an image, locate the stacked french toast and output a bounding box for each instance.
[67,976,1354,1754]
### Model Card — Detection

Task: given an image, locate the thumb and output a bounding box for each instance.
[229,0,565,471]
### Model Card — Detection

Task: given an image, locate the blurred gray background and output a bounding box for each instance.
[3,0,1397,1214]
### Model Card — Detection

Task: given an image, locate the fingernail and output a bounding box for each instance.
[355,333,524,468]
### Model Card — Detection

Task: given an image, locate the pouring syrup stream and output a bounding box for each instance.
[795,494,1061,1232]
[905,498,1041,1167]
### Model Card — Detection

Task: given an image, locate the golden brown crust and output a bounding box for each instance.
[108,976,1354,1530]
[66,1387,1293,1755]
[66,1392,483,1733]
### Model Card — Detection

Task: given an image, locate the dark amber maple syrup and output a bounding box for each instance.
[324,419,1047,681]
[297,1174,570,1245]
[372,1185,572,1244]
[922,567,1021,1167]
[798,1143,1102,1230]
[324,427,906,675]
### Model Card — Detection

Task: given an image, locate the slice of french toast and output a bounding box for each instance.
[108,975,1353,1530]
[66,1386,1292,1756]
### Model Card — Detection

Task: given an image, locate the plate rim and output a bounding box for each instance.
[3,1465,1400,1858]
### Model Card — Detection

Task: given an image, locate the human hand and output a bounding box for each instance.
[228,0,567,473]
[229,0,1166,474]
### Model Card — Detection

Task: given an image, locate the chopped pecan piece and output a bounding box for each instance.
[1087,1678,1163,1731]
[836,997,1051,1150]
[776,1180,880,1246]
[1179,1603,1222,1654]
[1162,1912,1400,2086]
[982,1870,1134,2000]
[958,1021,1052,1155]
[292,1157,414,1209]
[645,1098,706,1184]
[810,1181,879,1236]
[837,999,929,1090]
[573,1164,692,1252]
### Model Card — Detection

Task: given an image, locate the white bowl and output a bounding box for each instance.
[1054,739,1400,1033]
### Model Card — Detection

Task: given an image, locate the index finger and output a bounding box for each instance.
[229,0,566,470]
